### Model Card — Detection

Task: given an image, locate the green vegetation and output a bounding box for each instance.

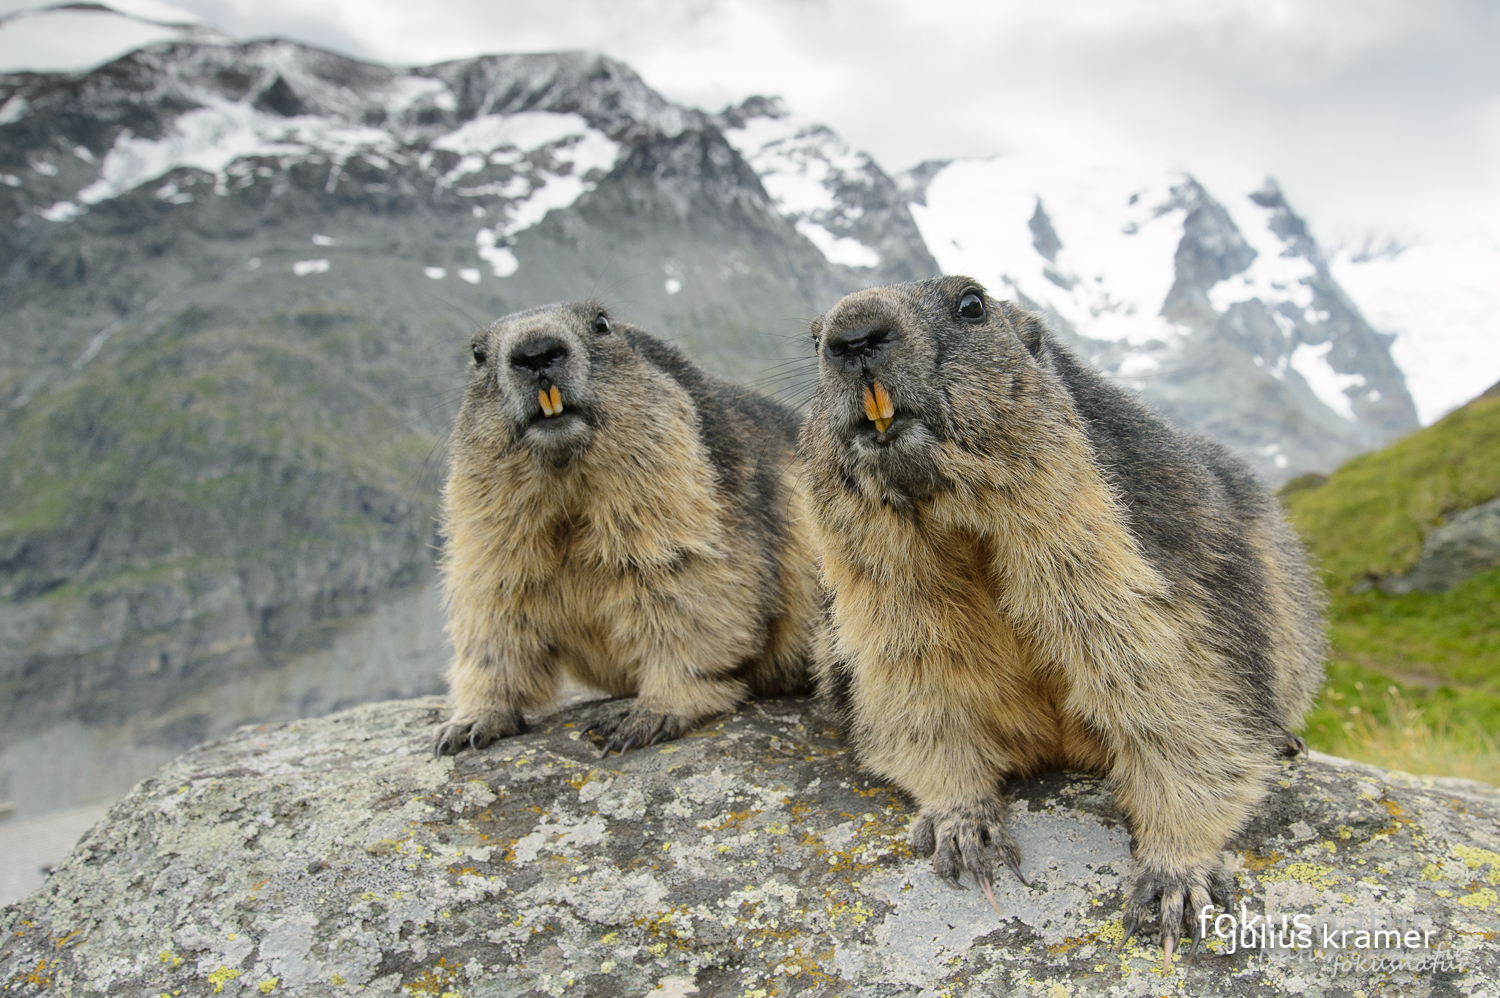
[1283,388,1500,784]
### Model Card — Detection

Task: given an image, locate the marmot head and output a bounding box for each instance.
[457,300,639,467]
[802,276,1045,508]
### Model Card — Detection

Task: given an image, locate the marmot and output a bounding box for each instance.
[433,301,817,757]
[798,277,1325,966]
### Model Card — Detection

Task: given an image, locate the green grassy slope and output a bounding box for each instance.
[1281,384,1500,782]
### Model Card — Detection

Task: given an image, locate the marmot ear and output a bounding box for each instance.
[1000,304,1046,360]
[1018,323,1045,360]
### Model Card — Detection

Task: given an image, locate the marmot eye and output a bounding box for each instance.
[593,313,612,334]
[472,343,487,364]
[958,292,985,320]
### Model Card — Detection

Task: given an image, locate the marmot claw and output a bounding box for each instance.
[910,801,1028,914]
[1277,729,1309,758]
[584,706,691,757]
[432,708,526,757]
[1118,860,1236,970]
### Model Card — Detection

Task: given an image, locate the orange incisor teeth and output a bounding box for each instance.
[549,384,563,415]
[538,388,556,417]
[863,380,894,433]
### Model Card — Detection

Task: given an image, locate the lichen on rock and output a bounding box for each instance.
[2,696,1498,996]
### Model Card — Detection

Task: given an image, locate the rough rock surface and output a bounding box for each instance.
[3,696,1498,996]
[1383,497,1500,594]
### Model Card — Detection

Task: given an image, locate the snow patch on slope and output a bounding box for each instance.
[1211,196,1317,315]
[723,112,881,269]
[65,94,618,281]
[910,155,1189,354]
[1288,341,1364,422]
[1333,234,1500,424]
[76,101,396,203]
[448,112,622,277]
[795,220,879,268]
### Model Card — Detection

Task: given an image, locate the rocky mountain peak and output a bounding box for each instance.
[713,94,938,281]
[909,153,1417,480]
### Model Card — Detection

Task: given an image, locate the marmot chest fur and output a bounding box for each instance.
[798,277,1325,965]
[434,301,817,757]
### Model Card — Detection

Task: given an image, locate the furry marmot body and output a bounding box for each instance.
[434,302,817,756]
[799,277,1325,961]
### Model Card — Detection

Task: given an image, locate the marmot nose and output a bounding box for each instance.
[509,336,569,377]
[823,324,896,373]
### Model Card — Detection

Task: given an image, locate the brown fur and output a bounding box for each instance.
[434,302,817,756]
[801,278,1325,957]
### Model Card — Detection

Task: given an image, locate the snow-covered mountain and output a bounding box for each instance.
[0,4,1459,816]
[715,95,933,281]
[903,152,1418,479]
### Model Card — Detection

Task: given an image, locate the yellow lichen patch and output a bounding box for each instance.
[13,959,50,987]
[1457,888,1498,910]
[330,973,346,985]
[826,899,878,927]
[772,946,840,988]
[637,906,695,950]
[1095,918,1126,948]
[1238,850,1285,872]
[158,950,185,969]
[705,810,759,832]
[1336,825,1353,840]
[1421,863,1446,881]
[1451,845,1500,884]
[1372,799,1415,840]
[406,957,464,996]
[258,977,279,994]
[1045,931,1100,957]
[1258,862,1340,888]
[207,966,242,993]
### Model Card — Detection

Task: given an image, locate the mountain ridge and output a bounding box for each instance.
[0,23,1426,817]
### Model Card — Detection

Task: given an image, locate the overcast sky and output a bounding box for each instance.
[5,0,1498,247]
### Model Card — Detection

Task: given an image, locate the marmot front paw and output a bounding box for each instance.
[432,706,527,756]
[1118,858,1237,970]
[910,799,1029,913]
[583,705,692,757]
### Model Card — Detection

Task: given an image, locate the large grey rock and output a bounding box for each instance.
[3,697,1498,996]
[1383,497,1500,594]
